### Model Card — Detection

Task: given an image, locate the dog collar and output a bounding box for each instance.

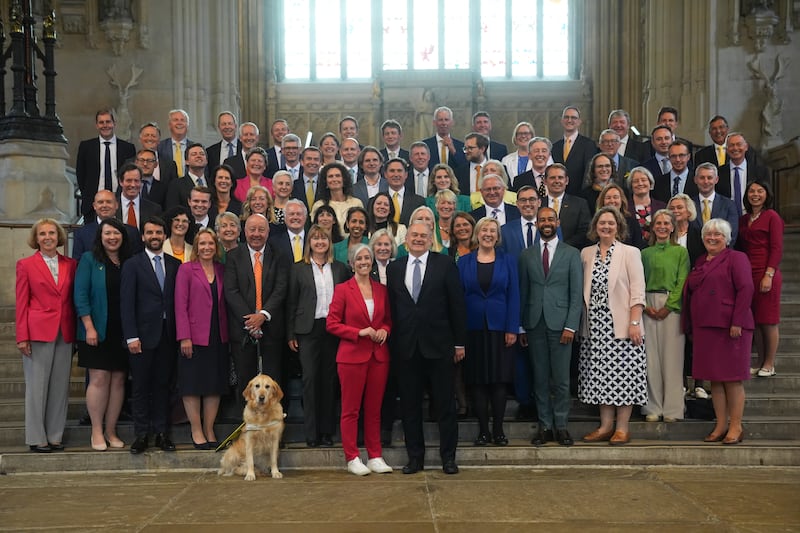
[245,421,283,431]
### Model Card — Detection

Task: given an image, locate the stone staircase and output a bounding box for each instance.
[1,233,799,473]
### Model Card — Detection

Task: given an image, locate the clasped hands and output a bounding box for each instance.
[358,327,387,344]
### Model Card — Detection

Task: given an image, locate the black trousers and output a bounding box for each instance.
[297,319,339,439]
[129,327,176,437]
[232,334,283,405]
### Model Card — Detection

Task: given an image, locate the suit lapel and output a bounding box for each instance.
[32,253,58,291]
[608,242,623,293]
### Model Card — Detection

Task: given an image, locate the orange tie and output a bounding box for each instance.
[127,200,137,229]
[474,164,482,192]
[253,251,263,310]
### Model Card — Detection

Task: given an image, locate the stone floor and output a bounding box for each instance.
[1,466,799,532]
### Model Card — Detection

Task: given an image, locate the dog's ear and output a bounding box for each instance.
[272,380,284,402]
[243,380,254,403]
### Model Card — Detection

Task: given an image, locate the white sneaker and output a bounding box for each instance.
[347,457,370,476]
[750,367,760,376]
[644,414,660,422]
[757,367,776,377]
[366,457,393,474]
[694,387,709,399]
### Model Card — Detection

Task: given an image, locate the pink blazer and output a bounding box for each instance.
[234,176,274,203]
[580,242,646,339]
[175,261,229,345]
[327,277,392,364]
[15,252,77,343]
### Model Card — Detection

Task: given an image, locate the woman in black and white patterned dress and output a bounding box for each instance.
[578,206,647,446]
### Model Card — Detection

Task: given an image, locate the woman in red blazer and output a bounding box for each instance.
[16,219,77,452]
[327,243,393,476]
[174,229,229,449]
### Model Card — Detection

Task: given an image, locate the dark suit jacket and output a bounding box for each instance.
[379,147,410,164]
[223,242,290,344]
[174,261,229,345]
[326,276,392,364]
[422,135,466,171]
[392,188,426,226]
[510,169,542,194]
[115,197,162,233]
[613,155,638,193]
[694,144,724,168]
[547,194,590,249]
[223,153,246,179]
[470,203,521,226]
[353,177,389,207]
[157,137,195,177]
[653,170,698,204]
[72,220,142,260]
[716,160,770,200]
[120,251,180,350]
[551,134,599,195]
[165,176,201,210]
[386,252,467,359]
[457,249,520,333]
[76,137,137,217]
[266,146,283,178]
[206,139,240,169]
[287,260,351,338]
[487,140,509,162]
[267,225,304,264]
[641,156,667,181]
[519,240,583,332]
[623,137,651,164]
[290,175,322,212]
[692,194,740,244]
[141,175,169,211]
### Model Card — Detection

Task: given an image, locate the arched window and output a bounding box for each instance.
[279,0,573,81]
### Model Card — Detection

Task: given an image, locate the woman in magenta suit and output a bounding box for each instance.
[327,243,393,476]
[233,147,274,203]
[175,228,229,449]
[737,180,783,377]
[16,219,77,452]
[683,219,754,445]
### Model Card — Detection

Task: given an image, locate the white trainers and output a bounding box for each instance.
[750,367,760,376]
[757,367,776,377]
[366,457,393,474]
[694,387,709,399]
[644,414,660,422]
[347,457,370,476]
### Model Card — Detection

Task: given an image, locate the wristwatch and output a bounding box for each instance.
[765,271,775,278]
[630,320,640,326]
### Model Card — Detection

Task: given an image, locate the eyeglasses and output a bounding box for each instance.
[463,145,479,152]
[517,197,539,204]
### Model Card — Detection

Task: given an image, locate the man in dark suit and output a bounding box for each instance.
[72,189,142,259]
[292,147,322,211]
[115,163,162,233]
[268,199,308,263]
[379,119,410,163]
[653,140,697,203]
[120,215,180,454]
[513,137,552,195]
[224,214,290,402]
[266,119,289,177]
[166,143,209,210]
[156,109,194,178]
[386,222,467,475]
[607,109,650,163]
[75,109,137,218]
[385,158,425,226]
[691,163,740,244]
[455,132,490,196]
[138,122,177,188]
[186,186,216,243]
[657,106,695,156]
[134,149,169,211]
[422,106,466,171]
[205,111,240,169]
[543,163,590,249]
[641,125,675,180]
[222,122,262,180]
[551,106,599,195]
[694,115,730,169]
[716,132,770,216]
[406,142,431,196]
[519,206,583,447]
[472,111,508,161]
[470,174,521,226]
[340,137,362,184]
[352,147,388,207]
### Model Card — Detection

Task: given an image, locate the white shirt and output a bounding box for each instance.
[549,193,565,215]
[540,235,559,270]
[98,135,119,193]
[485,202,507,225]
[520,217,537,248]
[286,164,301,182]
[730,159,748,210]
[469,158,488,194]
[390,187,405,211]
[404,251,429,298]
[187,170,206,187]
[221,140,237,166]
[656,154,671,174]
[670,169,690,195]
[311,261,334,319]
[346,165,359,184]
[617,134,629,158]
[194,214,210,229]
[122,196,140,227]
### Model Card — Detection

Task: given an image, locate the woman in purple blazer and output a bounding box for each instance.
[683,219,754,445]
[175,228,229,449]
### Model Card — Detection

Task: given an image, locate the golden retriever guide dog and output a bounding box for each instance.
[219,374,285,480]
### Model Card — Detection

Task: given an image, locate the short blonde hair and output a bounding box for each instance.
[28,218,67,249]
[470,217,502,248]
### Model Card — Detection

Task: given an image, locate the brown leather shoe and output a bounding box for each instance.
[703,431,725,443]
[582,428,614,442]
[609,430,630,445]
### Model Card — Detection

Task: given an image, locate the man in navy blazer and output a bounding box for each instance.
[519,207,583,447]
[386,222,467,475]
[607,109,651,164]
[156,109,194,178]
[470,174,520,226]
[385,158,425,226]
[120,215,180,454]
[266,119,290,177]
[653,140,697,203]
[224,214,290,402]
[551,106,599,196]
[421,106,467,171]
[205,111,240,168]
[291,148,322,211]
[691,163,740,244]
[72,189,142,259]
[472,111,508,161]
[379,119,410,163]
[716,132,770,215]
[75,109,137,218]
[543,163,590,249]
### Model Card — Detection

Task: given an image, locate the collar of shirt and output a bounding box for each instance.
[731,159,748,173]
[521,217,537,232]
[173,138,186,149]
[390,187,405,202]
[672,169,689,181]
[303,174,318,183]
[99,135,118,144]
[408,250,430,267]
[287,229,305,240]
[550,193,565,204]
[541,235,559,249]
[564,132,578,144]
[195,215,210,227]
[487,202,505,215]
[145,249,163,264]
[123,196,138,208]
[188,171,205,185]
[700,191,716,203]
[248,245,266,264]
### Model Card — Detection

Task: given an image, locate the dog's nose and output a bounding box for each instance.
[258,395,266,402]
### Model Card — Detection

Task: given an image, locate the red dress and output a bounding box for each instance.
[737,209,783,324]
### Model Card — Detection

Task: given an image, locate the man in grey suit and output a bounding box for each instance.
[519,206,583,447]
[385,157,425,226]
[691,162,739,244]
[352,147,388,207]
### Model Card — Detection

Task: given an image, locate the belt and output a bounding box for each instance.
[646,290,669,294]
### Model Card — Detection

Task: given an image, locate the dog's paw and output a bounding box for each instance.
[272,470,283,479]
[244,472,256,481]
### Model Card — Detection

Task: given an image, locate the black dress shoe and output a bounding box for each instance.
[319,434,334,447]
[29,445,51,453]
[493,434,508,446]
[130,436,148,454]
[556,429,574,446]
[474,432,492,446]
[48,443,65,451]
[306,439,319,448]
[207,441,219,449]
[193,441,210,450]
[402,458,424,474]
[155,433,176,452]
[442,460,459,475]
[531,428,554,446]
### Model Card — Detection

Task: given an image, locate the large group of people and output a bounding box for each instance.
[14,105,783,475]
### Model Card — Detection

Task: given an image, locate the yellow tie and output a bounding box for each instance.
[474,164,482,192]
[563,138,572,161]
[174,142,184,178]
[440,141,447,165]
[305,179,314,209]
[292,235,302,262]
[552,196,560,213]
[703,198,711,224]
[253,251,262,310]
[392,192,401,223]
[717,145,726,166]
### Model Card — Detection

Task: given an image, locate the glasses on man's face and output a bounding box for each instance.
[463,145,479,153]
